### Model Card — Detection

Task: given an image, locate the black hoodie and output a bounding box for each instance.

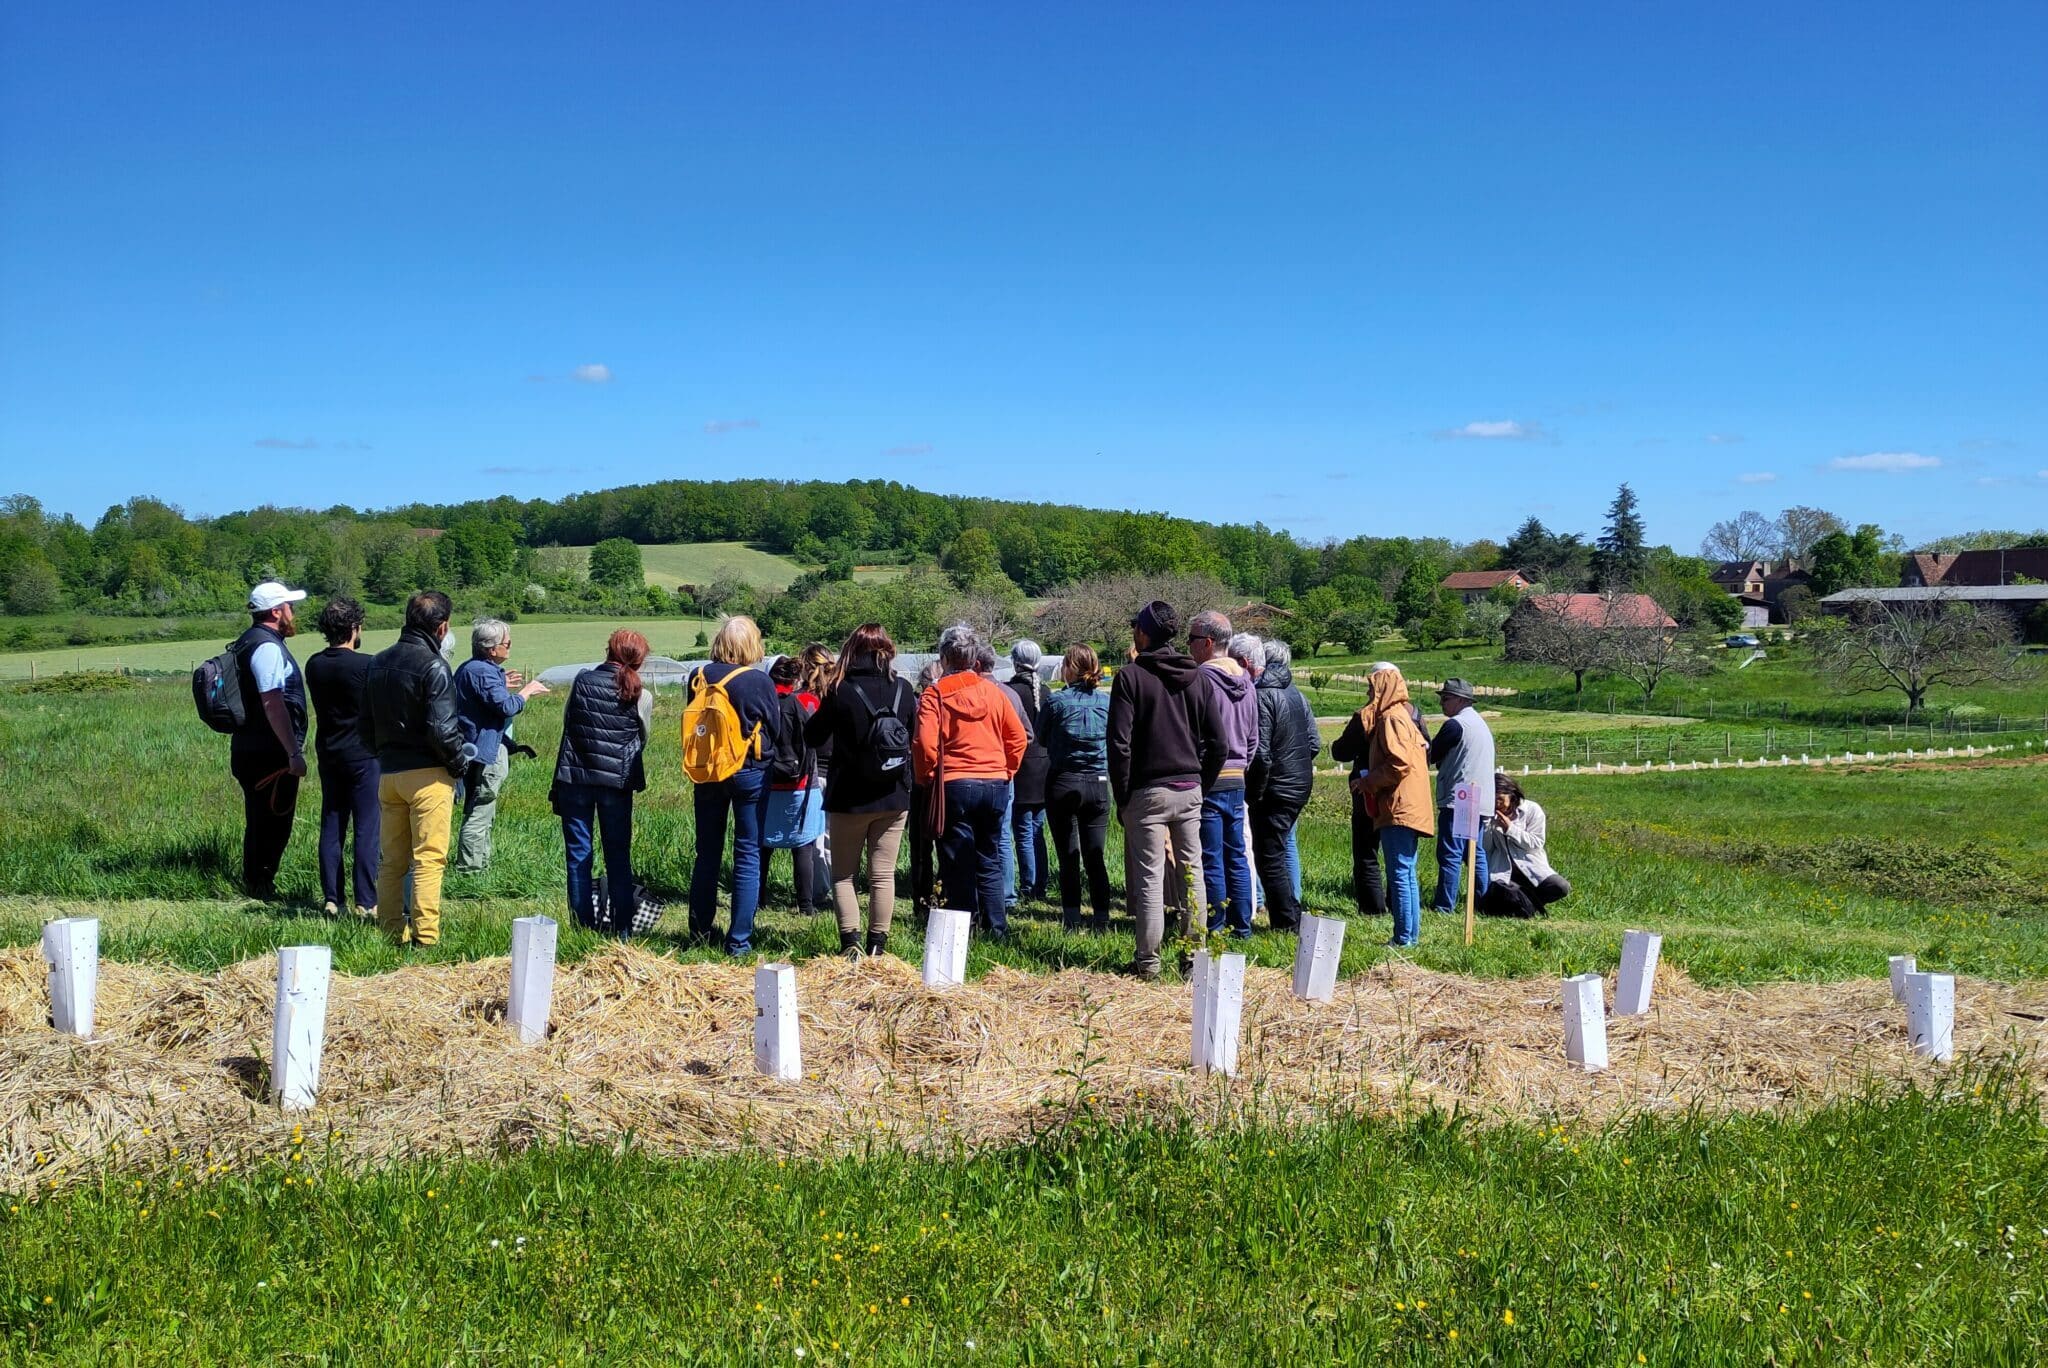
[1106,645,1225,809]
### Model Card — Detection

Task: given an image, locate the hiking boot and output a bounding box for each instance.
[1127,961,1161,982]
[864,932,888,957]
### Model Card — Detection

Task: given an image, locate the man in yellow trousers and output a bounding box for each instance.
[359,590,471,946]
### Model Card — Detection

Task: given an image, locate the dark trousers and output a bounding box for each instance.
[1350,788,1387,917]
[758,842,823,912]
[1479,870,1572,919]
[231,746,299,898]
[1046,773,1112,928]
[317,755,380,910]
[938,778,1010,936]
[910,783,937,914]
[558,782,636,936]
[1249,797,1306,931]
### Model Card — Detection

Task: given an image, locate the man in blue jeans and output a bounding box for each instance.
[1188,610,1257,936]
[1428,678,1495,912]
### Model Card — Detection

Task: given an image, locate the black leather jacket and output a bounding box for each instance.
[359,627,466,776]
[1250,661,1320,808]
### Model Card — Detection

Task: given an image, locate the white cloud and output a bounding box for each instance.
[1706,433,1746,445]
[571,363,613,384]
[1736,471,1777,484]
[884,442,933,457]
[704,418,761,435]
[1440,419,1543,440]
[1830,451,1940,472]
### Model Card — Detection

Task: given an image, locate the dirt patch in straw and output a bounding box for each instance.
[3,946,2044,1195]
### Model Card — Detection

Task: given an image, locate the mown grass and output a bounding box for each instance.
[4,1083,2044,1364]
[3,681,2046,984]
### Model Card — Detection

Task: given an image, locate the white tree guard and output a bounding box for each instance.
[1614,930,1662,1017]
[753,962,802,1081]
[507,916,558,1046]
[1191,949,1247,1077]
[922,908,971,989]
[1888,955,1916,1004]
[1563,972,1608,1072]
[271,945,332,1111]
[42,917,98,1039]
[1905,972,1954,1063]
[1291,913,1346,1003]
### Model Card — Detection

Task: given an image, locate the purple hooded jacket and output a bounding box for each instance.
[1201,658,1258,792]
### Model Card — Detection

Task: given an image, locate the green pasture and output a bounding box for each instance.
[0,616,722,682]
[2,679,2044,984]
[554,539,808,591]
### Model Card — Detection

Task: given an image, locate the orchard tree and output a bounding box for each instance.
[1811,594,2024,713]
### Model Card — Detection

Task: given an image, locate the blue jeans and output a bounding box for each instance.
[939,778,1011,936]
[1012,803,1048,902]
[998,783,1017,907]
[1432,807,1489,912]
[1382,825,1422,946]
[558,782,635,936]
[1286,827,1302,900]
[690,765,770,955]
[1200,787,1254,935]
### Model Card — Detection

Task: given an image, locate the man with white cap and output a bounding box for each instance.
[231,580,310,900]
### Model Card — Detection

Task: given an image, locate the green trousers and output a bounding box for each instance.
[454,751,510,873]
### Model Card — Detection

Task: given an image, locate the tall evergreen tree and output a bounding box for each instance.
[1592,483,1648,590]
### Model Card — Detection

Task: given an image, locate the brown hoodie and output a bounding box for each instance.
[1357,669,1436,835]
[913,669,1028,786]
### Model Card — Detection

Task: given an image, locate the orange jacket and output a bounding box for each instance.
[1358,669,1437,835]
[913,671,1028,785]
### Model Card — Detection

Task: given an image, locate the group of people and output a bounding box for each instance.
[219,579,1565,967]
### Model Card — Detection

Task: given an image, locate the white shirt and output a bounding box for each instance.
[249,641,293,692]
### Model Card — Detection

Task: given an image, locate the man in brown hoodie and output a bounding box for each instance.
[913,623,1029,938]
[1108,600,1225,978]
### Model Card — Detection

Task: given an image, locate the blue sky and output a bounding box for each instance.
[2,1,2042,550]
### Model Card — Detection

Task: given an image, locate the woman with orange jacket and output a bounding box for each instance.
[913,623,1028,939]
[1350,665,1436,948]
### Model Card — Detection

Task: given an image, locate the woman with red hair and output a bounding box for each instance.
[551,629,654,933]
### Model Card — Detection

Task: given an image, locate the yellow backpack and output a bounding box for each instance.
[681,666,762,783]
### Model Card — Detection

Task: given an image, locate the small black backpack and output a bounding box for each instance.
[853,678,912,783]
[192,641,249,733]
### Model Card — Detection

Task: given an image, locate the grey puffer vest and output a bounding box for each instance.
[553,664,646,793]
[1435,707,1495,812]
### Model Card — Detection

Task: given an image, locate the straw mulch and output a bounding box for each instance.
[3,946,2044,1195]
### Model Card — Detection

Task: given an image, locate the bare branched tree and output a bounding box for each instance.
[1035,571,1236,648]
[1810,594,2025,713]
[1700,510,1776,563]
[1504,595,1612,693]
[1773,505,1845,570]
[1604,621,1707,702]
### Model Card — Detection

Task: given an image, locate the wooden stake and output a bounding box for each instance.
[1463,837,1476,946]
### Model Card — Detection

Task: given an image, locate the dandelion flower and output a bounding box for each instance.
[1502,1309,1515,1326]
[900,1296,910,1306]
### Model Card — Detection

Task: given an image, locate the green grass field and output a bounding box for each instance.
[7,673,2048,1364]
[555,540,809,591]
[5,1087,2043,1363]
[0,616,721,682]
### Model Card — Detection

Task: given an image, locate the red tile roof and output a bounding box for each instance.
[1522,593,1677,629]
[1439,569,1529,592]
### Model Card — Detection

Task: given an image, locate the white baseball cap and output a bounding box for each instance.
[249,581,307,612]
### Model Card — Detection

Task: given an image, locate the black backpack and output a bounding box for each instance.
[853,678,912,783]
[192,640,250,734]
